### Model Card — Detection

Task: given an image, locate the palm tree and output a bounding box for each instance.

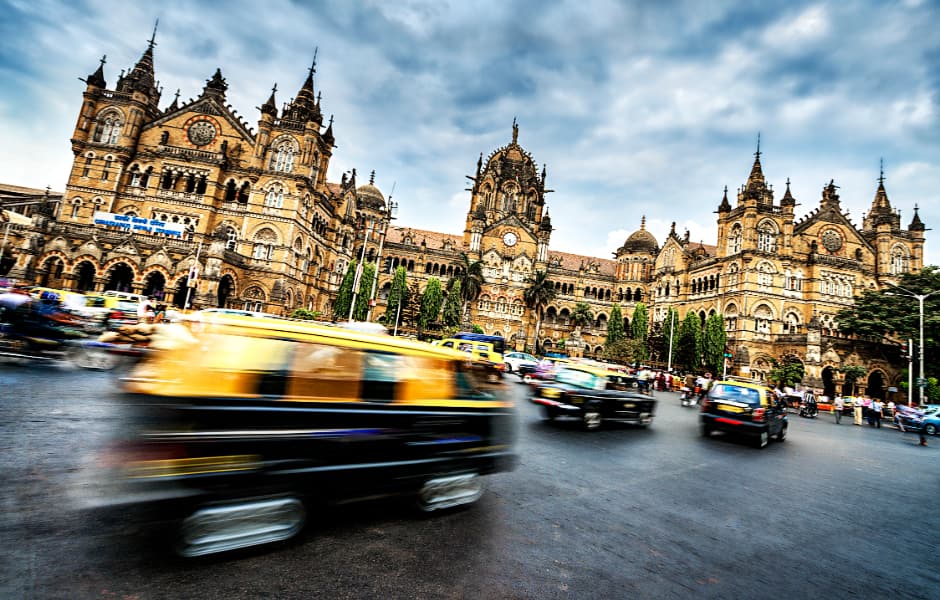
[449,252,484,326]
[523,270,556,353]
[571,302,594,330]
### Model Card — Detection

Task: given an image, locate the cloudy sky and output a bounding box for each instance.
[1,0,937,265]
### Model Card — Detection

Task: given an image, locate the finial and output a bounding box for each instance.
[271,83,278,95]
[99,54,107,68]
[755,132,761,159]
[316,91,322,104]
[640,215,646,230]
[879,157,885,185]
[512,117,518,144]
[148,18,159,50]
[328,114,334,127]
[173,88,180,101]
[310,47,318,76]
[670,221,676,233]
[369,170,375,185]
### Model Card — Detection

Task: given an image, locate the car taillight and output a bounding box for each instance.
[753,408,765,422]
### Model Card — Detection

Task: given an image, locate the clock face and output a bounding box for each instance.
[822,229,843,252]
[503,232,518,247]
[187,120,217,146]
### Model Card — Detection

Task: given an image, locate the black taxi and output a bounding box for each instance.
[700,379,788,448]
[103,314,517,556]
[530,364,655,430]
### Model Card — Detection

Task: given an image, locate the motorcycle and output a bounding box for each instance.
[680,385,701,407]
[799,398,819,418]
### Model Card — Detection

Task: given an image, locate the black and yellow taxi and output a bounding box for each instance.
[700,379,788,448]
[108,314,517,556]
[530,363,655,430]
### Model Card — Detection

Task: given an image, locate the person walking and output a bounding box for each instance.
[872,398,884,428]
[833,395,844,424]
[853,397,864,426]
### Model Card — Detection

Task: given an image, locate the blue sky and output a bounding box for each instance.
[1,0,937,265]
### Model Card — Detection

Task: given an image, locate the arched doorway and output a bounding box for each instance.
[75,261,96,292]
[104,263,134,292]
[822,366,836,399]
[40,257,66,289]
[217,274,235,308]
[142,272,166,299]
[173,278,191,308]
[865,370,886,400]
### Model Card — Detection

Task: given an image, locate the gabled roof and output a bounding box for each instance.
[144,95,254,143]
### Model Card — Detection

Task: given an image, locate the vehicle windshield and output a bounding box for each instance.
[555,368,607,391]
[710,384,762,405]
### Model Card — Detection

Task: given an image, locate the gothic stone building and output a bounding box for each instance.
[2,37,927,398]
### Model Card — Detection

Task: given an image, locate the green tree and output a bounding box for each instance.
[441,279,462,328]
[385,266,408,331]
[523,270,556,353]
[769,356,805,389]
[631,303,649,362]
[677,311,702,372]
[352,262,375,321]
[840,365,867,397]
[332,260,357,320]
[703,313,728,375]
[603,338,646,365]
[450,253,484,324]
[471,324,484,334]
[837,265,940,387]
[418,277,444,331]
[605,304,625,348]
[571,302,594,330]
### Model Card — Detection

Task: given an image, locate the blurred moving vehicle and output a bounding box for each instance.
[104,315,517,557]
[438,337,504,382]
[530,364,655,431]
[503,351,538,380]
[897,405,940,435]
[700,380,788,448]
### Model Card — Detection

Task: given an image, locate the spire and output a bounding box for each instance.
[541,163,547,184]
[748,132,765,185]
[86,55,107,88]
[369,170,376,185]
[908,204,925,231]
[261,83,278,116]
[200,68,228,99]
[476,153,483,177]
[166,88,180,112]
[118,22,160,104]
[285,51,321,123]
[718,185,731,212]
[640,215,646,230]
[871,158,891,212]
[511,118,519,144]
[148,18,158,51]
[323,114,335,145]
[780,177,796,206]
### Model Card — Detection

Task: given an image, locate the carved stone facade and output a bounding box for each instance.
[1,37,927,398]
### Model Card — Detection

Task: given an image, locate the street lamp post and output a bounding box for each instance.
[886,285,939,406]
[348,217,375,322]
[366,197,397,323]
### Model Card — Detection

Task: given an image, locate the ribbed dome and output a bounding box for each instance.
[621,216,658,252]
[357,172,386,211]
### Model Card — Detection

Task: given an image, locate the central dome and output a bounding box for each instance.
[621,216,658,252]
[356,171,386,211]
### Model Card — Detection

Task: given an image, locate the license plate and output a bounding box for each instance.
[720,404,744,413]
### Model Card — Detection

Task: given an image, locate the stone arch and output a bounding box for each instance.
[865,369,887,401]
[821,365,837,399]
[217,272,237,308]
[39,255,68,288]
[142,270,167,298]
[73,260,97,292]
[103,261,136,292]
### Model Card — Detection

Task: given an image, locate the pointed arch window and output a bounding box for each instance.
[252,228,278,261]
[757,262,774,288]
[890,245,909,275]
[264,183,285,209]
[70,199,82,219]
[270,137,298,173]
[757,221,778,252]
[729,224,743,254]
[225,227,238,251]
[93,110,123,145]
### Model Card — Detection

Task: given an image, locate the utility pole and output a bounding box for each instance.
[348,218,374,322]
[666,309,676,373]
[366,193,397,322]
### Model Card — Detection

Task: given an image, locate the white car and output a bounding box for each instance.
[503,351,538,374]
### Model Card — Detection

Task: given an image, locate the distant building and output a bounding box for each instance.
[0,33,926,398]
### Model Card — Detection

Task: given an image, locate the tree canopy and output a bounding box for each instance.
[702,313,727,376]
[606,304,625,348]
[441,279,462,328]
[332,260,357,320]
[418,278,444,330]
[631,303,649,361]
[677,311,702,373]
[571,302,594,329]
[769,356,805,389]
[837,266,940,381]
[385,266,408,331]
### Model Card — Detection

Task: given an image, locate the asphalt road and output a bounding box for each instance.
[1,364,937,599]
